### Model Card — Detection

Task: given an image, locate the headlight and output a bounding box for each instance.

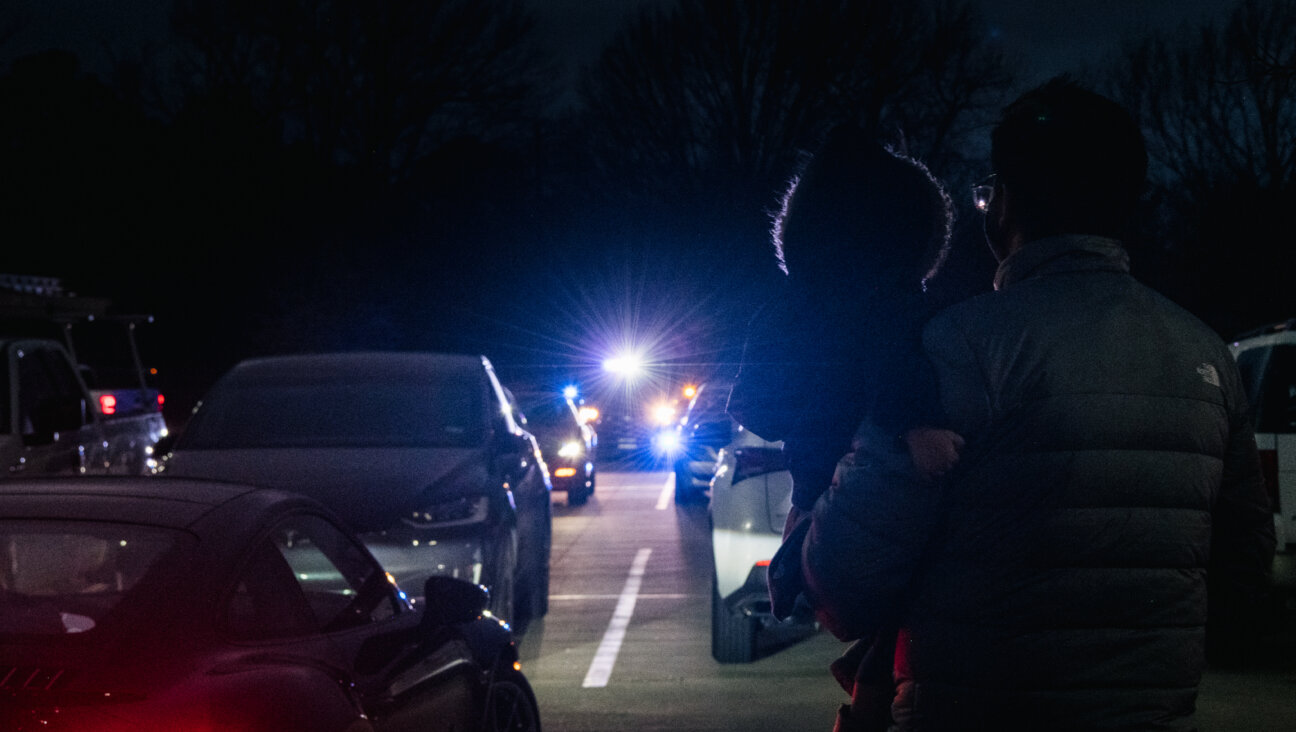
[650,403,677,426]
[557,440,583,458]
[654,429,681,453]
[402,495,490,529]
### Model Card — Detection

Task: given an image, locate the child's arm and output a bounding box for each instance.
[903,427,964,483]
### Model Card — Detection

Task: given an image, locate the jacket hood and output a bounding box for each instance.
[994,234,1130,291]
[160,447,489,532]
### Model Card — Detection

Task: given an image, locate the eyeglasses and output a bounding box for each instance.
[972,174,996,213]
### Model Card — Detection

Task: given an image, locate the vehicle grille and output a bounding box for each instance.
[0,666,67,691]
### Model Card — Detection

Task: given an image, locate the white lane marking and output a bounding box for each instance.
[655,472,674,510]
[582,548,652,688]
[550,593,690,601]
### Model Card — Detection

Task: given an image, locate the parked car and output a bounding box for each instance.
[510,389,597,505]
[670,380,734,504]
[157,352,552,627]
[0,476,540,731]
[709,424,815,663]
[1,275,167,478]
[1230,318,1296,601]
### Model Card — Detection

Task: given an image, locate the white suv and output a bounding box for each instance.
[1229,319,1296,592]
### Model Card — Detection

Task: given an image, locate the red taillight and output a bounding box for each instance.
[1259,449,1280,513]
[98,394,117,416]
[156,393,165,411]
[732,446,787,484]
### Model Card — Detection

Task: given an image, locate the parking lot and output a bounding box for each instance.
[521,469,1296,731]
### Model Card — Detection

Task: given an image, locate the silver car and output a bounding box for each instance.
[709,423,815,662]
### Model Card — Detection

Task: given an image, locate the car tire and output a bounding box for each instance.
[516,507,551,624]
[568,485,590,506]
[483,666,541,732]
[711,577,757,663]
[675,467,704,505]
[489,533,518,624]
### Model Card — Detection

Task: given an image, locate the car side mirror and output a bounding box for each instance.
[421,575,489,629]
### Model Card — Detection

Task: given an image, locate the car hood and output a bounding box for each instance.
[161,447,490,532]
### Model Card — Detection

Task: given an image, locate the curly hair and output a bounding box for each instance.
[772,125,953,291]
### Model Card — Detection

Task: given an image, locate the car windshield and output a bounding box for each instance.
[0,521,182,636]
[179,376,488,449]
[519,399,577,434]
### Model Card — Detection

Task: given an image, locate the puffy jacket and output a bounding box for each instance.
[802,235,1275,731]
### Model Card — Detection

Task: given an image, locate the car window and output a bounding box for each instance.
[0,520,182,636]
[15,345,86,436]
[1235,346,1269,417]
[181,376,488,449]
[225,514,403,641]
[1254,344,1296,433]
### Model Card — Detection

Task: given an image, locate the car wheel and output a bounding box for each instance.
[489,533,517,624]
[675,467,704,505]
[568,486,590,506]
[711,577,757,663]
[516,506,551,624]
[482,666,541,732]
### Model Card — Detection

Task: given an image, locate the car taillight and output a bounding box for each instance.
[156,393,165,411]
[98,394,117,416]
[732,447,787,484]
[1259,448,1280,513]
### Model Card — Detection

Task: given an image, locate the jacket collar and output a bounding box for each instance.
[993,234,1131,291]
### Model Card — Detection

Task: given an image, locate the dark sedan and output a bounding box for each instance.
[0,477,540,731]
[157,352,553,628]
[511,391,596,505]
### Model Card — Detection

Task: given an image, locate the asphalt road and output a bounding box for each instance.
[516,469,1296,732]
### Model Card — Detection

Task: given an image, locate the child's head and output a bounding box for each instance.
[773,126,952,291]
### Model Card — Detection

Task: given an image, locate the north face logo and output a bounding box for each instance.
[1197,363,1221,387]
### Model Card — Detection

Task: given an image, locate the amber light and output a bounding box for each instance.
[553,468,577,478]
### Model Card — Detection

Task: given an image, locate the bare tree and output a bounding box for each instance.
[1104,0,1296,333]
[169,0,554,184]
[1109,0,1295,211]
[576,0,1012,209]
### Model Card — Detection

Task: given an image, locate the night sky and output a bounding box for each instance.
[1,0,1235,87]
[0,0,1284,421]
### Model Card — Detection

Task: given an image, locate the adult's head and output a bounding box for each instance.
[773,125,953,293]
[984,76,1147,261]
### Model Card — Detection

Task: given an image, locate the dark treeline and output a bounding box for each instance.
[0,0,1292,418]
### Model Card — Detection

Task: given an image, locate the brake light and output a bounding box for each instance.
[156,393,165,411]
[732,447,787,483]
[1259,449,1280,512]
[98,394,117,416]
